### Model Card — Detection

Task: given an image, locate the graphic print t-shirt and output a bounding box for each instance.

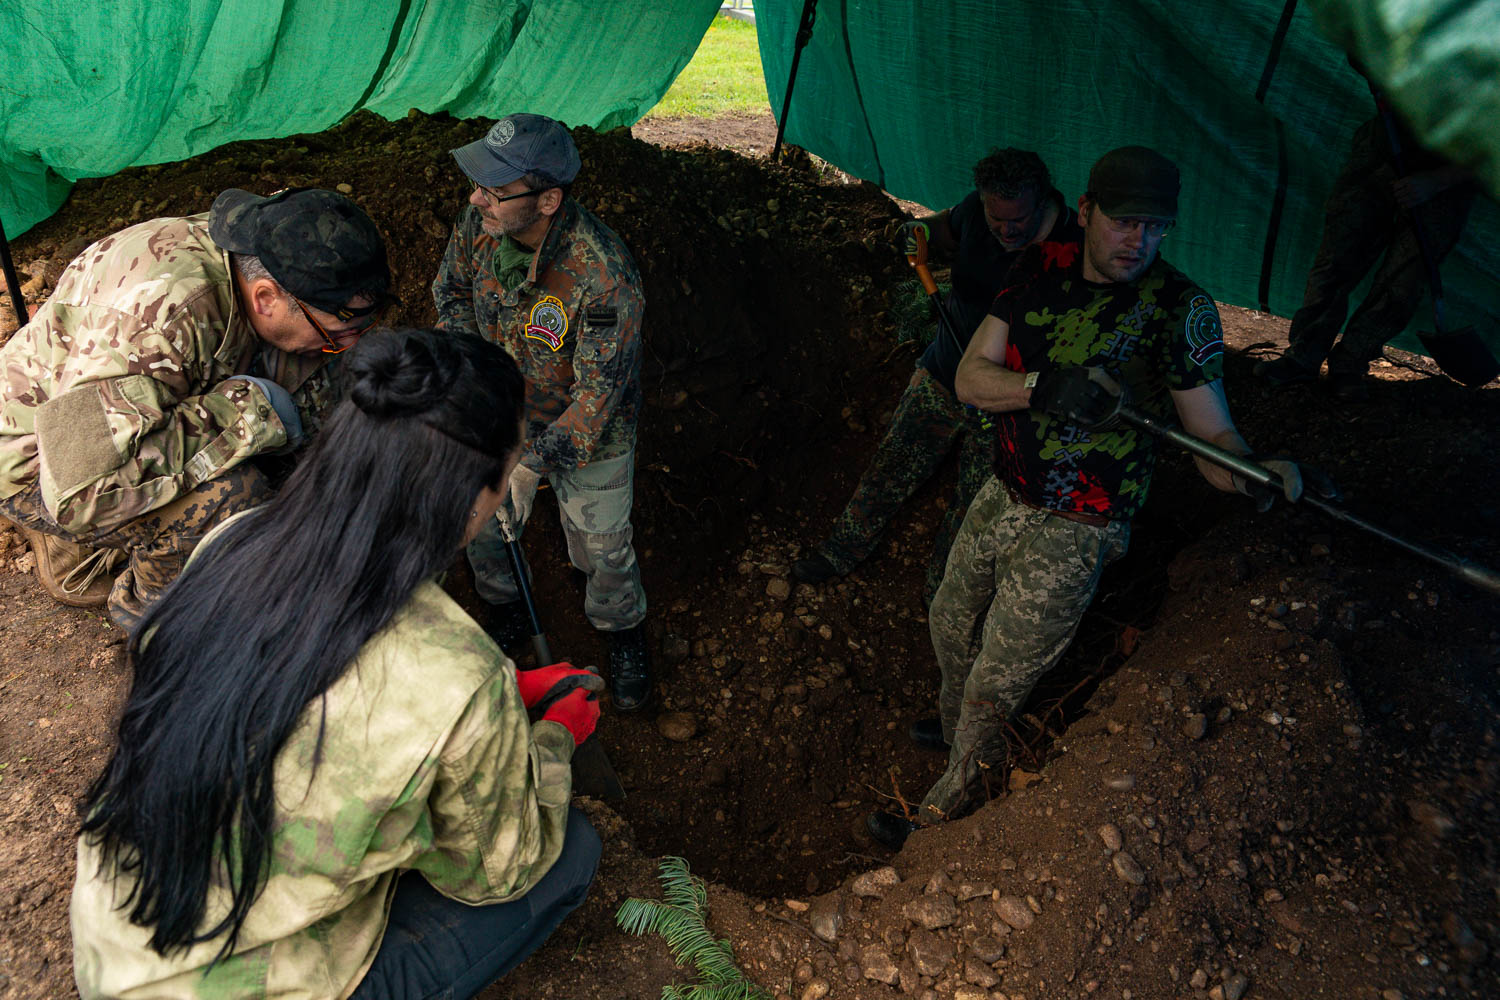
[987,248,1225,520]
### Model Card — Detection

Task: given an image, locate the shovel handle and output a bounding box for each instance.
[498,519,553,664]
[1119,406,1500,597]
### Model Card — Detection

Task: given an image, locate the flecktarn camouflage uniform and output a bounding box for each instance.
[817,366,992,605]
[434,198,646,630]
[0,213,340,626]
[71,573,577,999]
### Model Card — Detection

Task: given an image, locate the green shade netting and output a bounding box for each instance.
[0,0,722,237]
[757,0,1499,357]
[2,0,1495,358]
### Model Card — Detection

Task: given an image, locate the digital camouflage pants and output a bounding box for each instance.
[0,466,271,630]
[1285,117,1475,376]
[467,449,646,632]
[922,476,1129,822]
[818,366,993,605]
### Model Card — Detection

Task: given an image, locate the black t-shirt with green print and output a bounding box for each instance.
[987,247,1225,521]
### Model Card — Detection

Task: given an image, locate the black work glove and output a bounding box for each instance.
[1028,366,1125,429]
[899,220,931,257]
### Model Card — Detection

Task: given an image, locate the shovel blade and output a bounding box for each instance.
[571,735,626,801]
[1418,326,1499,389]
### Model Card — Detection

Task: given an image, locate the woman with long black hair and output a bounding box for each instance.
[70,327,603,999]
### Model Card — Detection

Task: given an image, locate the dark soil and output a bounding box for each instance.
[1,110,1495,1000]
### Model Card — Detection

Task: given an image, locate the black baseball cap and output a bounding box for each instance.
[209,187,392,317]
[452,113,581,188]
[1087,147,1180,219]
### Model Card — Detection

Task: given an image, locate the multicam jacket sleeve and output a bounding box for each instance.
[0,215,303,534]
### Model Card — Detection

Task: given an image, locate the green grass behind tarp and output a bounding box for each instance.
[646,17,769,118]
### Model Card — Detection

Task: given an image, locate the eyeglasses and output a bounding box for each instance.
[473,182,543,207]
[293,298,376,355]
[1100,212,1175,238]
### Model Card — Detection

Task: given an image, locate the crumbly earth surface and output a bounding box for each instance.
[0,111,1495,1000]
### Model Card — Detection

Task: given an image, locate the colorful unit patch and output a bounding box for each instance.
[526,296,569,351]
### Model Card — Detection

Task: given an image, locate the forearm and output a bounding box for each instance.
[1194,427,1253,493]
[955,354,1033,413]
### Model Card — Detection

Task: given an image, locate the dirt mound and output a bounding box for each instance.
[1,113,1496,1000]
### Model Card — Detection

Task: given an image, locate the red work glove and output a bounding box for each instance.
[542,687,601,746]
[515,662,602,709]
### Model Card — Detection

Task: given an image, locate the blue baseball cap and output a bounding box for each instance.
[451,113,581,188]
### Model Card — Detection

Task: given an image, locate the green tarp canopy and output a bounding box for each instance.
[1,0,1495,355]
[757,0,1499,356]
[0,0,722,235]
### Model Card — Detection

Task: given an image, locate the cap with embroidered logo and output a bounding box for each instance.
[452,113,581,189]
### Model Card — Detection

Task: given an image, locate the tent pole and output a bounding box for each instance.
[771,0,819,163]
[0,213,28,329]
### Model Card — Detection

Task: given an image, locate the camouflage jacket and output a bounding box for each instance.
[0,213,342,533]
[433,197,643,473]
[71,574,577,1000]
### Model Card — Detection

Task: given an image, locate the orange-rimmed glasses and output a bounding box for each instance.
[293,298,376,355]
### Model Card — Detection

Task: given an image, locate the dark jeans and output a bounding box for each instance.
[351,807,601,1000]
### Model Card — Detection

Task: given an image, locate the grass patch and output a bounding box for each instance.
[646,17,769,119]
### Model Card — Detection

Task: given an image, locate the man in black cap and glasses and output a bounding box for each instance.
[0,187,391,627]
[865,147,1314,849]
[434,113,653,712]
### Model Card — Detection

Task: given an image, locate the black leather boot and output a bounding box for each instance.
[791,552,839,584]
[606,624,652,712]
[865,811,918,850]
[907,717,949,751]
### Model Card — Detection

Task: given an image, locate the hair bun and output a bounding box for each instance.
[348,330,463,418]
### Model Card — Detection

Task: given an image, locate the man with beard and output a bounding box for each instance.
[866,147,1312,848]
[433,113,652,711]
[794,149,1082,618]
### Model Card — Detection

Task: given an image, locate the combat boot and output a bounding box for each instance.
[791,551,839,584]
[1252,354,1318,387]
[865,811,918,850]
[606,624,652,712]
[16,525,121,608]
[907,717,949,751]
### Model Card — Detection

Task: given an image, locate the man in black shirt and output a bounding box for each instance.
[794,149,1081,605]
[866,147,1310,849]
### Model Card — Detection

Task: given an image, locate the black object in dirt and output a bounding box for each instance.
[481,600,533,652]
[866,811,918,851]
[792,552,839,584]
[607,625,653,712]
[908,717,949,752]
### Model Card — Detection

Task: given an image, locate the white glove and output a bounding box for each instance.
[507,464,542,529]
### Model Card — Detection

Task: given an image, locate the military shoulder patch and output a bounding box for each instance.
[1184,293,1223,366]
[526,296,569,352]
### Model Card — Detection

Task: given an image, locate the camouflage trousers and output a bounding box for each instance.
[467,449,646,631]
[921,476,1129,821]
[819,366,993,605]
[0,467,271,630]
[1285,117,1476,376]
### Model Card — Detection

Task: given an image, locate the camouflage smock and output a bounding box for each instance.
[71,561,577,999]
[432,197,643,473]
[0,213,341,534]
